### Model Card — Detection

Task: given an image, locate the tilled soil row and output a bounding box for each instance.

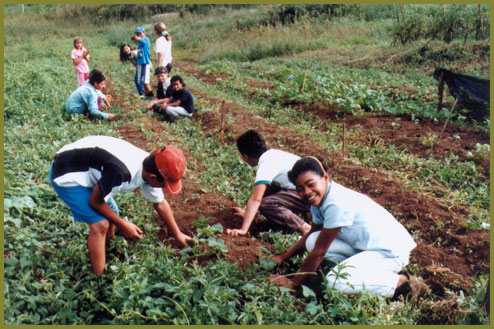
[177,59,490,179]
[175,66,489,296]
[111,79,273,270]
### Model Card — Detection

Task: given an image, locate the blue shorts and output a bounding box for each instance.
[49,164,119,224]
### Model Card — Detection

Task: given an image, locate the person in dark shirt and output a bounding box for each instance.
[145,66,171,112]
[154,75,194,122]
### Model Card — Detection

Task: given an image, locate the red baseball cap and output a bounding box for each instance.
[152,146,186,196]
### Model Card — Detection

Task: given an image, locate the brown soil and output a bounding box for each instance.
[113,60,489,299]
[294,103,490,178]
[119,115,273,270]
[188,90,489,295]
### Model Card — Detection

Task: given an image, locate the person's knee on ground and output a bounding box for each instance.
[259,195,307,233]
[299,223,311,235]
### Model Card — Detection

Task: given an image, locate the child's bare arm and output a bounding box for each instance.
[146,98,166,110]
[166,98,181,107]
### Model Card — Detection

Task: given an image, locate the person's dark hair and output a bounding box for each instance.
[170,75,185,87]
[143,154,164,182]
[236,130,268,158]
[288,157,325,185]
[119,43,133,62]
[89,69,106,85]
[155,66,168,76]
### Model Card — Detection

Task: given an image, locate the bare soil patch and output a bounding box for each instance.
[294,103,490,178]
[173,64,489,296]
[119,118,272,270]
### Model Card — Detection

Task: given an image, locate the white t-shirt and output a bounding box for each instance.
[254,149,300,190]
[52,136,164,203]
[155,37,172,66]
[312,181,417,258]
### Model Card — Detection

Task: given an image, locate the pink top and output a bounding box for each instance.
[71,48,89,73]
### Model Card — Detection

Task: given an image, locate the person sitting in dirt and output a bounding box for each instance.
[153,75,194,122]
[49,135,193,274]
[270,156,427,301]
[145,66,172,112]
[226,130,312,237]
[65,69,115,121]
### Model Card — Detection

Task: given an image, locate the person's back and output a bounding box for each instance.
[137,35,151,65]
[65,82,97,114]
[53,136,149,193]
[318,181,416,257]
[226,130,311,237]
[65,69,113,120]
[256,148,300,190]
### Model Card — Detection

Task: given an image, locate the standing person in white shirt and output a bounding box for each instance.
[154,22,173,74]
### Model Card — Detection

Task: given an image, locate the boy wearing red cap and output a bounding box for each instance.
[49,135,192,274]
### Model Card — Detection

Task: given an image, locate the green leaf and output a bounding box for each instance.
[4,195,36,211]
[305,301,319,315]
[4,214,21,228]
[301,284,316,299]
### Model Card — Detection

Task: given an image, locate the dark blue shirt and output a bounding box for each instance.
[172,87,194,114]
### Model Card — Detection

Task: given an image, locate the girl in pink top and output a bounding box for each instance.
[71,37,91,87]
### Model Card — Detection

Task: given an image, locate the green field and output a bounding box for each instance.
[3,4,490,325]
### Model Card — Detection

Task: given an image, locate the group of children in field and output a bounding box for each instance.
[66,22,193,122]
[56,21,427,303]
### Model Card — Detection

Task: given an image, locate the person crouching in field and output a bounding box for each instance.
[65,69,115,121]
[270,157,428,301]
[153,75,194,122]
[49,136,193,274]
[226,130,312,237]
[145,66,172,112]
[120,43,145,97]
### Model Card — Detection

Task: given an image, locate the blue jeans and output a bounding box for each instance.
[134,70,145,96]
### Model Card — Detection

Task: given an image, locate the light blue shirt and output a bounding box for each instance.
[137,36,151,65]
[65,82,109,120]
[312,181,416,258]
